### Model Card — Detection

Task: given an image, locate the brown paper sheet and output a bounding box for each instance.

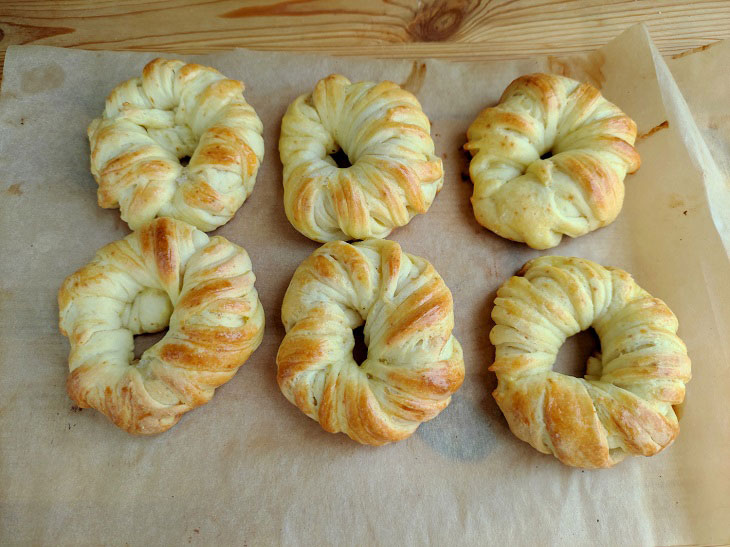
[1,24,728,545]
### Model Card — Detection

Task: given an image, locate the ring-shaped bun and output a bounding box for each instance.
[58,217,265,434]
[465,74,640,249]
[280,75,443,242]
[490,256,691,468]
[277,239,464,445]
[88,59,264,231]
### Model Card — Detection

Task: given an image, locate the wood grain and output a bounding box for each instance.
[1,0,730,83]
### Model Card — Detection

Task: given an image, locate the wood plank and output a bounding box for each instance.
[1,0,730,84]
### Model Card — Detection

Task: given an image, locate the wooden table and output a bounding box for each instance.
[2,0,730,83]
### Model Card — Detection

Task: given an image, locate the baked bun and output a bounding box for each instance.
[465,74,640,249]
[88,59,264,231]
[490,256,691,468]
[277,239,464,444]
[58,217,265,434]
[280,74,443,242]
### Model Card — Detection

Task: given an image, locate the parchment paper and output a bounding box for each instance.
[1,24,728,545]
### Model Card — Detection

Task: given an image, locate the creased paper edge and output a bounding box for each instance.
[638,25,730,258]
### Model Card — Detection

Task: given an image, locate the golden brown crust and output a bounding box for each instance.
[465,73,640,249]
[58,217,265,434]
[489,256,691,468]
[276,239,464,445]
[279,74,443,242]
[88,59,264,232]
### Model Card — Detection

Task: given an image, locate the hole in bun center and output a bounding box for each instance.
[133,330,168,363]
[539,150,553,161]
[330,148,352,169]
[352,325,368,366]
[179,155,191,167]
[553,328,600,378]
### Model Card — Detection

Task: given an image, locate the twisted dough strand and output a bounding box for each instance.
[277,239,464,445]
[88,59,264,231]
[465,74,640,249]
[280,75,443,242]
[490,256,690,468]
[58,217,265,434]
